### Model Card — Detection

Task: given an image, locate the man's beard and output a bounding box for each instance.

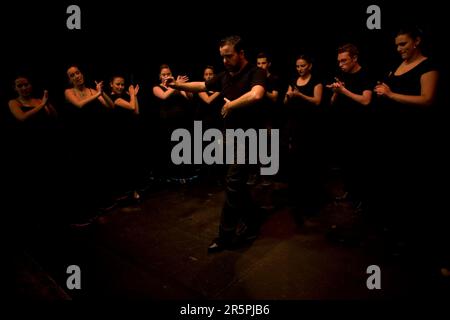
[225,64,240,73]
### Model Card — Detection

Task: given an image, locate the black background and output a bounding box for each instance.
[3,0,450,309]
[1,0,448,100]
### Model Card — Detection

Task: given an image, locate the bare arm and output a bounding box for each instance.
[65,88,101,108]
[180,90,193,100]
[168,81,207,93]
[284,85,294,104]
[226,85,265,109]
[8,91,48,121]
[134,98,140,115]
[340,87,372,106]
[198,91,221,104]
[99,92,115,108]
[291,84,323,106]
[115,85,139,113]
[114,98,135,110]
[133,85,140,115]
[375,71,438,107]
[221,85,265,117]
[266,90,279,103]
[96,81,114,108]
[45,103,58,118]
[327,80,371,106]
[115,96,139,114]
[284,84,322,106]
[153,85,177,100]
[330,92,338,105]
[9,100,45,121]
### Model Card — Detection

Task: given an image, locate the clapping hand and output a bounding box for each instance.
[326,77,345,93]
[95,80,104,93]
[221,98,231,118]
[163,76,175,87]
[41,90,49,105]
[374,82,392,98]
[129,84,140,96]
[177,75,189,83]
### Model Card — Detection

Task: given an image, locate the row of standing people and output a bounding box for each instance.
[3,29,447,267]
[4,66,144,227]
[280,29,445,273]
[162,29,446,275]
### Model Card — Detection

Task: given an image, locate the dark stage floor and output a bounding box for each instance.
[12,174,450,302]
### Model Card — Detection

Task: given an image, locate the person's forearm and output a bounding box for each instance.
[128,95,138,112]
[46,104,57,117]
[171,81,206,93]
[134,99,140,115]
[156,88,176,100]
[266,91,278,103]
[199,92,220,104]
[70,92,101,108]
[341,88,371,106]
[101,92,115,108]
[227,86,264,110]
[294,91,320,106]
[330,92,338,105]
[13,105,44,121]
[388,92,434,107]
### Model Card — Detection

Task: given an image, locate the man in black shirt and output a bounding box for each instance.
[253,52,282,187]
[166,35,266,252]
[256,52,281,129]
[328,43,372,110]
[326,43,373,238]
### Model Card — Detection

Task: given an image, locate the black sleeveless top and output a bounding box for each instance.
[155,85,190,120]
[66,88,107,129]
[196,91,224,126]
[384,58,438,111]
[287,75,322,114]
[110,92,137,127]
[15,100,53,129]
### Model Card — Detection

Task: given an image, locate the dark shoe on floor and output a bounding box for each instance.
[207,237,228,254]
[238,227,259,243]
[246,174,258,186]
[240,231,258,244]
[69,215,98,229]
[260,178,272,187]
[236,220,261,240]
[335,191,349,202]
[98,200,118,213]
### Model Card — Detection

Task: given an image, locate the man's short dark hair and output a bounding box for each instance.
[337,43,359,59]
[220,35,245,54]
[256,52,271,63]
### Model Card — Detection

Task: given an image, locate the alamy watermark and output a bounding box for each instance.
[171,121,279,176]
[366,265,381,290]
[366,5,381,30]
[67,5,379,31]
[66,265,81,290]
[66,5,81,30]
